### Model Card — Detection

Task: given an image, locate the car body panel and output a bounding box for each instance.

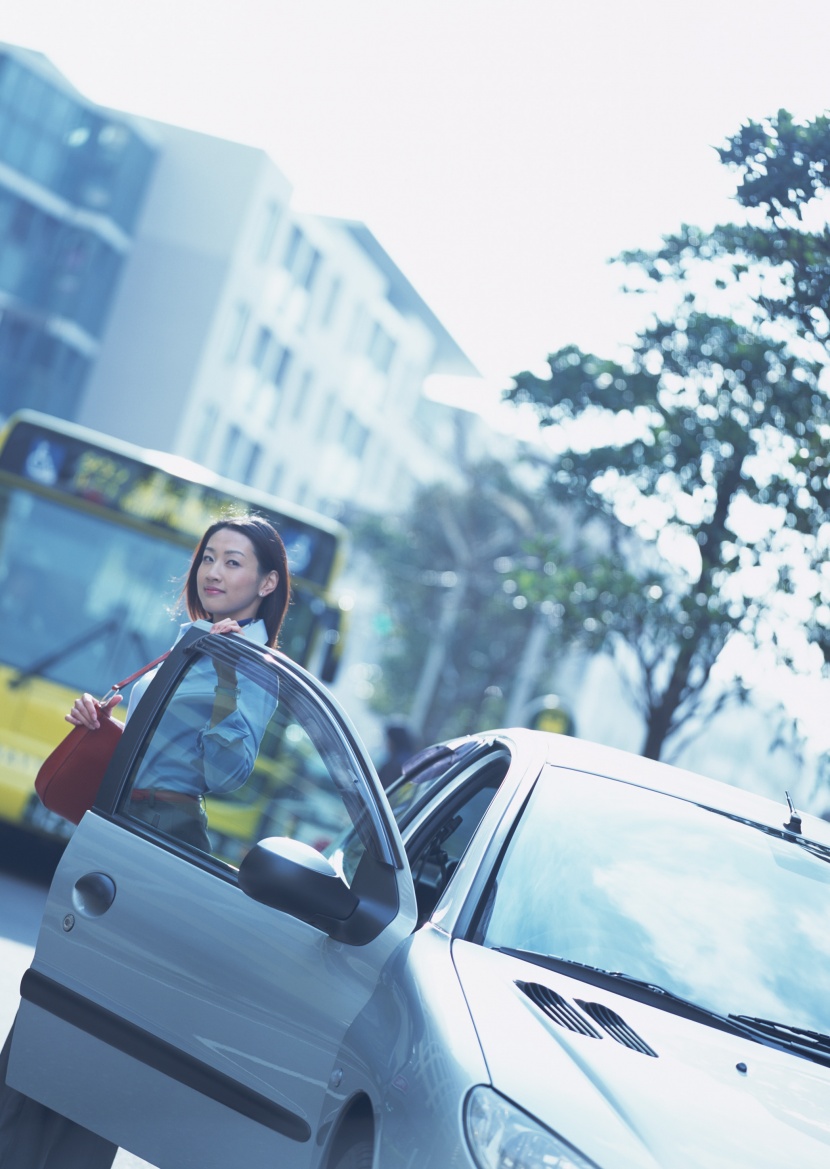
[325,925,485,1169]
[453,940,830,1167]
[455,939,830,1169]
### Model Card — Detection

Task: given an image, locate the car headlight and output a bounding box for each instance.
[465,1086,601,1169]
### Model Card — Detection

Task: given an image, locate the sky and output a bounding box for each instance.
[4,0,830,417]
[4,1,830,764]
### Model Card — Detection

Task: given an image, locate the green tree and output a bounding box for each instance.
[352,463,570,744]
[627,110,830,352]
[504,109,830,761]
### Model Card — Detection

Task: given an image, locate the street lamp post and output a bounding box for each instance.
[505,605,552,727]
[408,569,468,736]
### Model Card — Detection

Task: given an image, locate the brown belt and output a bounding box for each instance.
[130,790,202,807]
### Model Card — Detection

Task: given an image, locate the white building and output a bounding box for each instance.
[0,44,157,416]
[78,119,485,519]
[0,42,502,522]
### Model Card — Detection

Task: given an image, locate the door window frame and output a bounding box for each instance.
[94,624,406,880]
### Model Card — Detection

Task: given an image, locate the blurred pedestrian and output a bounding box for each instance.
[377,719,417,789]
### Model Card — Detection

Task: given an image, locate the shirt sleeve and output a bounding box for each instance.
[197,681,278,794]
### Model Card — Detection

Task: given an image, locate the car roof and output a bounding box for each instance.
[495,728,830,847]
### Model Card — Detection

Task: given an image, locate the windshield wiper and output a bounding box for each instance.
[10,617,121,689]
[728,1015,830,1066]
[494,948,767,1041]
[495,948,830,1068]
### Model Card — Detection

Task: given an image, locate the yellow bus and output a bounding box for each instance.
[0,410,348,856]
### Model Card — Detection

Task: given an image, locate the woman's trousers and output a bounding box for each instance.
[0,1018,117,1169]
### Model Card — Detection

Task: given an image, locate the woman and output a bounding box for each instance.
[67,514,291,852]
[0,514,290,1169]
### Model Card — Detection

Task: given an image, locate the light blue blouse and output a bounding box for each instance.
[128,621,277,797]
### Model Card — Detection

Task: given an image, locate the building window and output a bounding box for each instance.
[271,344,293,388]
[316,392,339,441]
[282,225,302,274]
[243,442,263,485]
[221,424,262,485]
[269,463,284,496]
[291,368,314,421]
[225,302,250,361]
[265,383,282,427]
[0,189,123,339]
[0,309,89,419]
[347,302,369,353]
[0,53,155,234]
[257,200,281,262]
[221,424,242,476]
[320,275,341,328]
[341,411,369,459]
[193,403,219,463]
[302,247,321,292]
[250,325,274,373]
[281,224,321,292]
[367,321,396,373]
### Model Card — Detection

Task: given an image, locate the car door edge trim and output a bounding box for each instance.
[19,968,311,1143]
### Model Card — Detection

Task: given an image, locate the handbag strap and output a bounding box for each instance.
[101,651,171,703]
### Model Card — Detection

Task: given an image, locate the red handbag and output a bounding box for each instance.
[35,652,170,825]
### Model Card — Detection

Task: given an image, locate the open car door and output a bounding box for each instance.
[8,624,416,1169]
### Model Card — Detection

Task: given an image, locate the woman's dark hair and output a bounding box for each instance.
[183,515,291,648]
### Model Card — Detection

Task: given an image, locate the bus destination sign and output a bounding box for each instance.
[2,421,337,583]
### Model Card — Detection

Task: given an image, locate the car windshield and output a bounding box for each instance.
[478,766,830,1036]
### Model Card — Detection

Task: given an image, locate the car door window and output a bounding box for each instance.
[406,762,506,924]
[117,641,381,877]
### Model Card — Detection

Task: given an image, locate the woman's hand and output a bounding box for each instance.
[65,692,123,730]
[210,619,247,636]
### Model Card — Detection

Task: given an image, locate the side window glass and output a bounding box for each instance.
[408,772,504,924]
[117,645,376,879]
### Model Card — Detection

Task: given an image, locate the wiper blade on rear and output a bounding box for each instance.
[493,947,762,1041]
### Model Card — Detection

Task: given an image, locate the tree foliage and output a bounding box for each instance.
[625,110,830,347]
[504,109,830,760]
[352,463,569,744]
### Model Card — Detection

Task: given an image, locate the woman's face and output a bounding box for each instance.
[196,529,276,623]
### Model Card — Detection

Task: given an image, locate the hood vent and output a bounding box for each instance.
[517,982,602,1038]
[517,982,658,1057]
[576,1000,658,1057]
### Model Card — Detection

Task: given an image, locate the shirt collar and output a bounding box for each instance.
[177,618,268,646]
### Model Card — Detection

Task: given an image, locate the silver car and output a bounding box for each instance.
[8,624,830,1167]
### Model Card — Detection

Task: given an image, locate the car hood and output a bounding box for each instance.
[452,941,830,1169]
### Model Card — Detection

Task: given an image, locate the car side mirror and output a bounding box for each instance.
[239,837,358,931]
[238,835,401,946]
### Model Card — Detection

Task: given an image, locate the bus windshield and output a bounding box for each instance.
[0,484,184,695]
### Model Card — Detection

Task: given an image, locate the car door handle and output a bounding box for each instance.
[71,872,117,918]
